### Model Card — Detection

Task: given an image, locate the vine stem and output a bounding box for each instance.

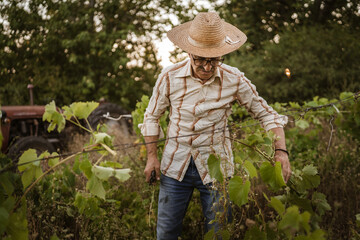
[67,118,92,133]
[225,136,275,165]
[13,151,81,212]
[250,190,266,228]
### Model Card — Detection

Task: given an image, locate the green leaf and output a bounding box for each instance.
[308,229,326,240]
[43,101,66,132]
[62,106,74,120]
[339,92,353,100]
[113,169,131,182]
[92,166,131,182]
[87,175,106,200]
[80,159,93,179]
[244,160,258,178]
[278,206,301,233]
[207,154,223,183]
[264,137,272,145]
[92,165,114,180]
[244,226,266,240]
[229,176,250,207]
[247,133,264,145]
[21,169,35,189]
[259,161,286,191]
[220,229,230,240]
[100,161,123,169]
[0,207,9,234]
[7,199,28,239]
[94,132,113,146]
[270,197,285,215]
[72,157,81,174]
[18,149,37,172]
[50,234,60,240]
[312,192,331,216]
[302,164,317,175]
[47,152,59,167]
[295,119,310,130]
[69,102,99,120]
[298,165,320,190]
[204,227,215,240]
[0,174,14,196]
[300,211,311,234]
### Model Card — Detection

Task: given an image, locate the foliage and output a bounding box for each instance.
[217,0,360,51]
[225,24,360,103]
[0,92,359,239]
[0,101,133,239]
[0,0,173,108]
[212,1,360,103]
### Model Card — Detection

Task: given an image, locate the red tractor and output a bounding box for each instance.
[1,84,132,160]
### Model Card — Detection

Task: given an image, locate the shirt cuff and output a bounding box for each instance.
[138,123,164,138]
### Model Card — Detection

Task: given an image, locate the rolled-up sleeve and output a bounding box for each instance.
[236,72,288,131]
[138,70,170,136]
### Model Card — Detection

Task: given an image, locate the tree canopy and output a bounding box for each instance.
[0,0,173,109]
[1,0,359,107]
[215,0,360,102]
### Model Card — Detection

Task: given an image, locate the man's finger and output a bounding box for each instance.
[155,168,161,181]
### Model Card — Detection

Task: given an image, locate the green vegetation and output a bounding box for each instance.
[0,0,359,239]
[2,92,357,239]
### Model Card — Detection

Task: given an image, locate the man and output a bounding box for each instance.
[139,12,291,239]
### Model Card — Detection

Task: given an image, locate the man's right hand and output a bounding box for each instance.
[144,156,161,184]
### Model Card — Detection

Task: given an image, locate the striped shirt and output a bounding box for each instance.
[139,59,288,184]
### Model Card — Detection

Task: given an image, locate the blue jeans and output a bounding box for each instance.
[156,158,231,240]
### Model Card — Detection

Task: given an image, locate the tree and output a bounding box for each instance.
[0,0,172,109]
[214,0,360,102]
[217,0,360,50]
[226,24,360,102]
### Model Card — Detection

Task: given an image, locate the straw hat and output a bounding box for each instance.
[167,12,247,58]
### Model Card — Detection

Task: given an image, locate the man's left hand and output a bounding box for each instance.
[274,151,291,183]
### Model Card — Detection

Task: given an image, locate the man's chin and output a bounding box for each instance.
[199,72,213,80]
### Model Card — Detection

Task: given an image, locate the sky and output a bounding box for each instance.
[155,37,175,68]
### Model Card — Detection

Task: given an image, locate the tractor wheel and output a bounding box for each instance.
[7,136,56,169]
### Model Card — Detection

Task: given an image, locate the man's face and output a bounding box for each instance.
[189,54,223,81]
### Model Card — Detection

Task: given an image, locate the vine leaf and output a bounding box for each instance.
[43,101,66,132]
[228,176,250,207]
[79,159,93,179]
[293,229,326,240]
[270,197,285,215]
[311,192,331,216]
[278,206,312,237]
[18,149,43,189]
[207,154,223,183]
[244,226,266,240]
[87,175,106,200]
[92,166,131,182]
[295,164,320,191]
[39,151,59,167]
[0,174,14,196]
[94,132,113,146]
[259,161,285,191]
[65,102,99,120]
[244,160,258,178]
[295,119,310,130]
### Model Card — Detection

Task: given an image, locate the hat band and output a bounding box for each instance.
[188,36,225,48]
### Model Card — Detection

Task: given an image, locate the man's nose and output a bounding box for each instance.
[203,62,212,71]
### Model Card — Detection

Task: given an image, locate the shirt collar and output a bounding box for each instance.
[175,59,221,84]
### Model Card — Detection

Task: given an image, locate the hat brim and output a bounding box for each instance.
[167,21,247,58]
